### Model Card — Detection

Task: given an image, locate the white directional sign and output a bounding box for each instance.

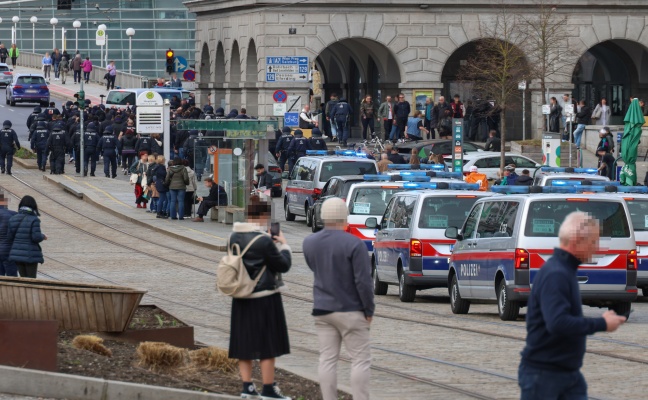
[273,103,287,116]
[266,56,309,82]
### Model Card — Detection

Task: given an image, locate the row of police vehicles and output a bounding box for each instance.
[284,149,646,320]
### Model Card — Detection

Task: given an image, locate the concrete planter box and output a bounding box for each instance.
[510,142,542,163]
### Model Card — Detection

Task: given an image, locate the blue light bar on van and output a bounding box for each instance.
[491,186,531,194]
[434,171,463,180]
[540,167,598,174]
[363,174,392,181]
[419,164,446,170]
[550,180,620,186]
[617,186,648,193]
[401,175,434,182]
[306,150,328,156]
[399,171,428,176]
[402,182,479,190]
[388,164,414,170]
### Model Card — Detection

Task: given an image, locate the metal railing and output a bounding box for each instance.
[19,52,148,89]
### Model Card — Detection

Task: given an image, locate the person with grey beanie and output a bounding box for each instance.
[303,197,374,400]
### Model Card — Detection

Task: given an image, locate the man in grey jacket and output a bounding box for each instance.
[377,95,394,140]
[303,197,374,400]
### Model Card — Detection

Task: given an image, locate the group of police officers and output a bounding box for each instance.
[275,126,328,173]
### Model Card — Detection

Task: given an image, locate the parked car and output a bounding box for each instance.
[5,74,49,106]
[0,63,13,87]
[308,175,365,231]
[443,152,541,180]
[397,140,484,163]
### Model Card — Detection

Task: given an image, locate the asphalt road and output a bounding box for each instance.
[0,90,38,147]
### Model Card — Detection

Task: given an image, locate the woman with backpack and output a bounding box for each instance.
[225,195,292,400]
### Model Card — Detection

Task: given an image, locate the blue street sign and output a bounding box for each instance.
[266,56,309,82]
[175,56,188,73]
[284,112,300,127]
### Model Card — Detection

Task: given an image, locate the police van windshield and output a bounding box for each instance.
[320,161,376,182]
[524,200,631,238]
[349,187,402,216]
[625,200,648,232]
[106,90,187,106]
[417,196,478,229]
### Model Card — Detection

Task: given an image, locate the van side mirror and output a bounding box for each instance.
[365,217,378,229]
[445,226,462,240]
[281,171,289,180]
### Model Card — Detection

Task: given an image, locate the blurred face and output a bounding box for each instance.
[398,95,404,102]
[574,228,600,263]
[386,96,392,102]
[439,96,445,104]
[601,99,607,105]
[366,96,372,103]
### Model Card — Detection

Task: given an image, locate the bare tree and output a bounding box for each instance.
[458,6,530,173]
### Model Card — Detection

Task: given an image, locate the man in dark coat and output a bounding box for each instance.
[484,130,501,152]
[192,177,228,222]
[97,126,118,178]
[0,193,17,276]
[0,120,20,175]
[275,127,294,172]
[286,129,312,174]
[309,128,328,150]
[31,121,50,171]
[47,122,70,174]
[252,164,274,190]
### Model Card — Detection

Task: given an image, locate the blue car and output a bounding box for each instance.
[5,74,50,106]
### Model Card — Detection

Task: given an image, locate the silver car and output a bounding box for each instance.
[0,63,12,87]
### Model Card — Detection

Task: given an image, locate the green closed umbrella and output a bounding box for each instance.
[620,99,645,186]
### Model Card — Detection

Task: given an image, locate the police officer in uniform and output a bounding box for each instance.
[97,126,118,178]
[83,122,99,176]
[286,129,312,174]
[275,126,294,172]
[309,128,328,151]
[29,113,48,142]
[26,106,41,130]
[331,98,353,146]
[47,122,70,174]
[30,121,50,171]
[71,124,83,174]
[0,121,20,175]
[135,134,152,155]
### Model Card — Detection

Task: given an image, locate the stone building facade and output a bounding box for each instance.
[185,0,648,139]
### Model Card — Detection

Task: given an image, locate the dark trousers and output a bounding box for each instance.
[103,154,117,177]
[518,364,587,400]
[73,70,81,83]
[157,191,168,216]
[54,63,60,78]
[122,153,136,169]
[382,119,393,140]
[361,118,375,140]
[36,147,48,170]
[0,259,17,276]
[17,262,38,279]
[288,157,297,176]
[424,119,436,140]
[10,57,16,68]
[197,200,219,217]
[106,75,116,90]
[74,147,81,173]
[83,148,97,175]
[184,191,195,217]
[83,71,90,82]
[0,149,14,173]
[50,148,66,174]
[335,119,350,144]
[396,117,407,139]
[278,152,289,172]
[0,56,6,63]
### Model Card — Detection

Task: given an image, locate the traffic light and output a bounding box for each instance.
[165,49,175,74]
[74,91,85,109]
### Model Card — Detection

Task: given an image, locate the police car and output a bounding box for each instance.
[533,166,611,186]
[445,185,639,321]
[365,182,492,302]
[284,150,377,222]
[345,169,465,252]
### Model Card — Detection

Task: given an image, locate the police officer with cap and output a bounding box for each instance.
[28,112,47,142]
[275,126,294,172]
[286,129,312,174]
[83,122,99,176]
[27,106,41,129]
[98,125,118,178]
[0,121,20,175]
[135,133,152,156]
[331,97,353,146]
[47,122,70,174]
[309,128,328,151]
[31,120,50,171]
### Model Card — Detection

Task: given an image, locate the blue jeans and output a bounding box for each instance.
[389,124,398,141]
[518,364,587,400]
[157,192,168,216]
[149,197,158,212]
[0,259,17,276]
[335,119,349,143]
[168,189,186,219]
[573,124,585,148]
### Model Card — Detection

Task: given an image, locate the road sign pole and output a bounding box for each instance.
[452,119,464,173]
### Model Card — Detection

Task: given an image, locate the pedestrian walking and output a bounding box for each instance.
[130,153,150,209]
[549,97,562,133]
[592,98,611,126]
[192,177,227,221]
[7,196,47,279]
[424,97,434,139]
[0,192,17,277]
[164,158,190,220]
[303,197,374,400]
[119,129,137,173]
[8,44,18,68]
[573,100,592,149]
[59,55,69,85]
[97,126,118,178]
[518,212,626,400]
[47,123,70,174]
[331,98,353,146]
[325,93,339,141]
[360,95,376,140]
[0,44,8,64]
[286,129,311,174]
[71,54,82,83]
[227,196,293,400]
[81,57,93,84]
[105,60,117,90]
[42,52,52,81]
[0,120,20,175]
[378,96,394,141]
[51,48,61,81]
[275,127,294,172]
[392,93,410,142]
[30,120,50,172]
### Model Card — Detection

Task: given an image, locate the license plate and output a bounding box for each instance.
[26,89,37,93]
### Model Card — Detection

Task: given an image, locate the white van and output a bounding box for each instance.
[106,88,190,109]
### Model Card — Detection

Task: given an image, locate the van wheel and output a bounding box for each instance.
[284,200,295,222]
[305,205,312,227]
[642,288,648,297]
[610,302,631,319]
[497,280,520,321]
[373,260,388,296]
[311,218,321,233]
[398,269,416,302]
[450,275,470,314]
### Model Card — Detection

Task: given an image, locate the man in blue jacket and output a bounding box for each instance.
[519,211,626,400]
[0,193,17,276]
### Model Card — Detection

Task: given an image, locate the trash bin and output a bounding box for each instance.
[542,132,561,167]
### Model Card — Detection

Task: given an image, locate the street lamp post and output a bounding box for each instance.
[50,18,58,50]
[73,20,81,52]
[30,17,37,52]
[12,16,19,48]
[518,81,527,141]
[126,28,135,74]
[98,24,106,68]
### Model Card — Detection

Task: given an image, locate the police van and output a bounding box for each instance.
[346,169,465,253]
[533,167,611,186]
[445,185,639,321]
[284,150,377,222]
[365,182,492,302]
[106,88,191,109]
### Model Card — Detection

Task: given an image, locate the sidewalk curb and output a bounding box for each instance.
[0,364,238,400]
[13,158,39,170]
[42,174,228,253]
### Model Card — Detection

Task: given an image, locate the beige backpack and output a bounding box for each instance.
[217,235,266,298]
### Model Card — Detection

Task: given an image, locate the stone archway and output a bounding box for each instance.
[228,40,242,112]
[198,42,211,106]
[214,42,226,110]
[244,40,259,117]
[572,39,648,124]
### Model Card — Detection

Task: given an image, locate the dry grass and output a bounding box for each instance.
[71,335,112,357]
[136,342,188,371]
[189,347,238,374]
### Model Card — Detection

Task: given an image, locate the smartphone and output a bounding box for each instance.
[270,222,280,237]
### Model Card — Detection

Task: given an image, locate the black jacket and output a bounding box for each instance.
[484,137,501,152]
[229,226,291,294]
[516,175,533,186]
[255,171,274,189]
[576,105,592,125]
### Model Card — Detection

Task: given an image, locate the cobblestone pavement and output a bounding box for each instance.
[2,166,648,399]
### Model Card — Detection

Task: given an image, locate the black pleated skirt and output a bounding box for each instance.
[229,293,290,360]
